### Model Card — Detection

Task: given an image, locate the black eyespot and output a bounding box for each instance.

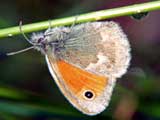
[84,90,94,99]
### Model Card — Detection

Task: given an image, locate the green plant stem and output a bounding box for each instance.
[0,1,160,38]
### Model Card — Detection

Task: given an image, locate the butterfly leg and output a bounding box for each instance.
[70,15,79,32]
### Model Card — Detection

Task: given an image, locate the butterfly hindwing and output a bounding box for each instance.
[46,55,116,115]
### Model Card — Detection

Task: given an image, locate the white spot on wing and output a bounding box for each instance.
[85,52,108,71]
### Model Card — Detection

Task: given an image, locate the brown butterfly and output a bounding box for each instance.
[7,21,131,115]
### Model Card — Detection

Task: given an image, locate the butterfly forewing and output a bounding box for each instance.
[55,22,131,78]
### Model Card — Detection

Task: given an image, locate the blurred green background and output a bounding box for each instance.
[0,0,160,120]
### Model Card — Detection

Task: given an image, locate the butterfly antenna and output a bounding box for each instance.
[6,46,35,56]
[19,21,34,45]
[0,46,34,60]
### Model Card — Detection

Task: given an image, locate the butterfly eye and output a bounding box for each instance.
[83,90,95,100]
[38,37,44,43]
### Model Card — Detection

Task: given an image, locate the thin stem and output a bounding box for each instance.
[0,1,160,38]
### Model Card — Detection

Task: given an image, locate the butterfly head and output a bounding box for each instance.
[30,32,49,54]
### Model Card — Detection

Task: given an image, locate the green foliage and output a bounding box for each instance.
[0,0,160,119]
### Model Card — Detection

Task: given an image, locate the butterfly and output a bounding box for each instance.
[5,21,131,115]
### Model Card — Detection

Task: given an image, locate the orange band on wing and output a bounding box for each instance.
[57,60,108,96]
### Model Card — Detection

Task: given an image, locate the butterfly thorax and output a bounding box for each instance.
[30,27,70,55]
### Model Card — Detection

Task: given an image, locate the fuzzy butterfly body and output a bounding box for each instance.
[31,21,131,115]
